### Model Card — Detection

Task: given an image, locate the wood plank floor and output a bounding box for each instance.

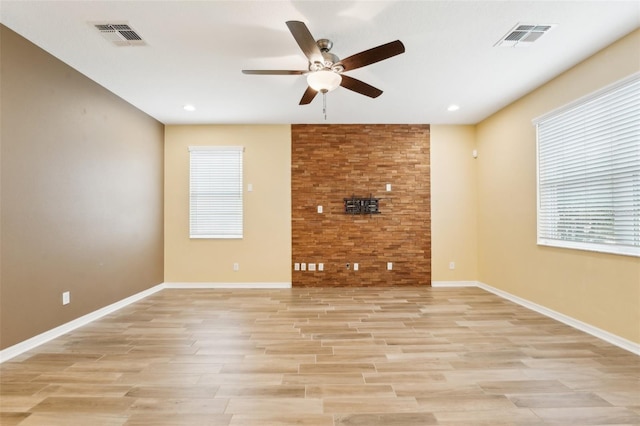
[1,287,639,425]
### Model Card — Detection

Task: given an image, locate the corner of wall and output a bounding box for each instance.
[430,125,479,282]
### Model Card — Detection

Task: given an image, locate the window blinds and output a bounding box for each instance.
[535,73,640,257]
[189,146,243,239]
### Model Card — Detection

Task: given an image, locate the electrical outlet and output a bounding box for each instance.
[387,262,393,270]
[309,263,316,271]
[294,263,300,271]
[233,262,239,271]
[353,263,359,271]
[449,261,455,270]
[62,291,70,305]
[301,263,307,271]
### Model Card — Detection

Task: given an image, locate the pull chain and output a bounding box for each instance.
[322,91,327,120]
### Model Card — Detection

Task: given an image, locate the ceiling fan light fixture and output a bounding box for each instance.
[307,70,342,93]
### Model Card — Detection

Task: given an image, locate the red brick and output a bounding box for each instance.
[292,124,431,287]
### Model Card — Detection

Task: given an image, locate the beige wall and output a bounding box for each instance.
[476,29,640,343]
[430,125,478,282]
[0,25,164,349]
[164,125,291,283]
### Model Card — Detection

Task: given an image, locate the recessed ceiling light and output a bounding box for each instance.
[183,104,196,112]
[447,104,460,112]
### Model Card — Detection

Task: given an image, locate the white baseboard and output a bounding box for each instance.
[0,283,165,363]
[431,280,478,288]
[475,281,640,356]
[164,282,292,289]
[434,280,640,356]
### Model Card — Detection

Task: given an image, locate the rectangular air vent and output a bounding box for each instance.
[93,22,145,46]
[495,23,556,48]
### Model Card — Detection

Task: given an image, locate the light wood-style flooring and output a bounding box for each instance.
[1,287,639,425]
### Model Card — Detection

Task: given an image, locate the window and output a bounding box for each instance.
[534,73,640,257]
[189,146,243,239]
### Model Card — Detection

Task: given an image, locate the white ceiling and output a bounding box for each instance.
[1,1,638,125]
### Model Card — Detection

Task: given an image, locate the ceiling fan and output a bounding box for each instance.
[242,21,405,106]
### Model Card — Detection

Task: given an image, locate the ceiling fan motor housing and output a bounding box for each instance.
[313,39,344,72]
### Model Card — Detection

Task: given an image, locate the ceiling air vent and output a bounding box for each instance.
[495,23,556,48]
[93,22,145,46]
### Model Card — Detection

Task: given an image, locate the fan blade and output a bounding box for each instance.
[340,74,383,98]
[340,40,405,71]
[299,86,318,105]
[286,21,323,64]
[242,70,306,75]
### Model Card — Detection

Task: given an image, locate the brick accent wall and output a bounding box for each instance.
[291,124,430,287]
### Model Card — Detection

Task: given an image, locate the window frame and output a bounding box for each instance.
[189,145,244,239]
[533,72,640,257]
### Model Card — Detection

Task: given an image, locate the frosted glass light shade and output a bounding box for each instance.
[307,70,342,92]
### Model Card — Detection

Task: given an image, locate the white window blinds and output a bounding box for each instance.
[189,146,243,239]
[535,73,640,257]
